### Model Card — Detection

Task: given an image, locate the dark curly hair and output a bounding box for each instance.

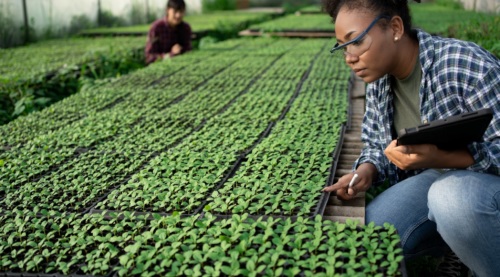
[321,0,420,37]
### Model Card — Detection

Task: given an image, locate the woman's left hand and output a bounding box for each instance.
[384,140,440,170]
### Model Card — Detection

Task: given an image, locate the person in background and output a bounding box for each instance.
[321,0,500,276]
[145,0,192,64]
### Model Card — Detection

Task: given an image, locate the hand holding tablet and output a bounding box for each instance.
[397,108,493,150]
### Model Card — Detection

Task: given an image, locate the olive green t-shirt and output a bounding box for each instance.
[393,59,445,173]
[393,59,422,136]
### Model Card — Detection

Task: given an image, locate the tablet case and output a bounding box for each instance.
[397,108,493,150]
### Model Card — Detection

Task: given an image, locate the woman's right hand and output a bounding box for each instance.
[171,44,183,55]
[322,163,377,200]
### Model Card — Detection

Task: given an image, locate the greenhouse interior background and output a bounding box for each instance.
[1,0,498,48]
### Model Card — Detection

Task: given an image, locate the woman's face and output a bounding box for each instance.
[334,8,396,83]
[167,8,185,27]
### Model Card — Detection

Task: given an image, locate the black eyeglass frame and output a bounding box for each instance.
[330,14,392,54]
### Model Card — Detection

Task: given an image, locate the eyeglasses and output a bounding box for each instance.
[330,14,391,57]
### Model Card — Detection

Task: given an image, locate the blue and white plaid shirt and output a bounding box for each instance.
[354,30,500,186]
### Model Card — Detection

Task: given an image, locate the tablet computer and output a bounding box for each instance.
[397,108,493,150]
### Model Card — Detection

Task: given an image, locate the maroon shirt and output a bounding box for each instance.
[145,18,192,64]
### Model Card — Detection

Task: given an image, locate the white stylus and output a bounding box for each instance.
[348,173,359,188]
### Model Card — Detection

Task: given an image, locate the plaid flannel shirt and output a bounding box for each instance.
[354,30,500,186]
[145,18,192,64]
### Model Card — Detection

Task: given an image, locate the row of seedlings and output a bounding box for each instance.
[0,47,226,148]
[0,48,240,203]
[92,43,302,215]
[3,38,340,211]
[119,52,245,113]
[206,41,350,218]
[53,53,264,213]
[198,37,245,50]
[92,40,334,218]
[203,40,328,216]
[0,37,146,87]
[0,49,250,211]
[0,87,122,148]
[297,5,323,14]
[0,40,279,150]
[115,213,404,276]
[0,110,202,214]
[80,11,275,36]
[0,37,148,124]
[248,14,333,32]
[0,210,403,276]
[0,104,143,204]
[0,51,246,213]
[2,104,194,213]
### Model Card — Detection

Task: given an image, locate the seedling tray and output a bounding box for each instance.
[79,31,203,40]
[88,209,198,221]
[0,272,105,277]
[207,124,346,220]
[248,28,334,33]
[319,124,346,215]
[239,29,335,38]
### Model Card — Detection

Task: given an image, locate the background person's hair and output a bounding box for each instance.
[167,0,186,11]
[321,0,421,38]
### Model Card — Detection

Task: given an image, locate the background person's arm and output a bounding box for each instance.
[179,23,192,54]
[167,23,191,58]
[145,24,165,64]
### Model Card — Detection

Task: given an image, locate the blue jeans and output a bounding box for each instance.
[366,169,500,277]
